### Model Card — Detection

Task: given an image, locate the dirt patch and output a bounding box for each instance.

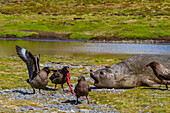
[30,31,69,40]
[6,30,70,40]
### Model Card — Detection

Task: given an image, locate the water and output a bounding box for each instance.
[0,39,170,58]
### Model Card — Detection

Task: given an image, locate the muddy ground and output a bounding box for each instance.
[4,30,170,44]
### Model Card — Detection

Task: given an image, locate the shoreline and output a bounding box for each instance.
[1,37,170,44]
[1,30,169,44]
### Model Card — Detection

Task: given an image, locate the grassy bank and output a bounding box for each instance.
[0,55,169,112]
[0,0,169,40]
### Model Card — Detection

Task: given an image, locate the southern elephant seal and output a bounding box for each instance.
[90,55,170,89]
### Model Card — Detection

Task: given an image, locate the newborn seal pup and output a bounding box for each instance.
[146,62,170,89]
[49,66,69,91]
[74,75,91,104]
[90,54,170,89]
[15,45,50,94]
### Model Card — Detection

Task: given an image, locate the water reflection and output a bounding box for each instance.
[0,39,169,58]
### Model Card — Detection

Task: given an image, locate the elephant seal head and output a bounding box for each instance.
[90,66,115,88]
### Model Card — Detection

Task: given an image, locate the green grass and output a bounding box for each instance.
[0,55,169,112]
[0,0,169,39]
[90,88,170,112]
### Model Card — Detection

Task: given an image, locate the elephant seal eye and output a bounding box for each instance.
[90,70,94,72]
[100,71,104,75]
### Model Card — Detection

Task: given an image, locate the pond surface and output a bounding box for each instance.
[0,39,170,58]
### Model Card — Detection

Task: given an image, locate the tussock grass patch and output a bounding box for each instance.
[0,0,169,39]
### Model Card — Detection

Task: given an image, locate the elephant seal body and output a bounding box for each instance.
[90,55,170,88]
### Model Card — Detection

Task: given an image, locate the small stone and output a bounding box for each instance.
[13,106,20,110]
[29,107,34,110]
[77,109,91,113]
[44,107,49,110]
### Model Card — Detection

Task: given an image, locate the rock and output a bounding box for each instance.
[44,107,49,110]
[0,87,124,112]
[77,109,92,113]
